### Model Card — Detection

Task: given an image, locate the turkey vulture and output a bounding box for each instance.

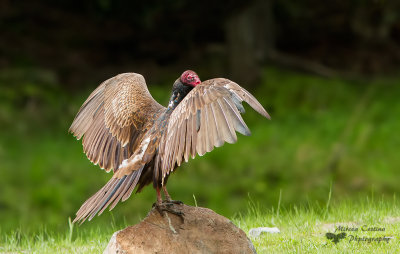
[70,70,270,223]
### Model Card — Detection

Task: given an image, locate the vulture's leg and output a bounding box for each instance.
[162,186,183,205]
[153,186,184,220]
[156,186,163,204]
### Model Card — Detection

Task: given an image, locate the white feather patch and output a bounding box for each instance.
[119,137,151,169]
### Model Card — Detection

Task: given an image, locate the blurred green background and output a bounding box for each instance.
[1,0,400,233]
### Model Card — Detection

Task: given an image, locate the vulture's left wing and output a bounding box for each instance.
[69,73,165,173]
[159,78,270,181]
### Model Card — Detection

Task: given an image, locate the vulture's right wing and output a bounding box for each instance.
[159,78,269,182]
[70,73,165,173]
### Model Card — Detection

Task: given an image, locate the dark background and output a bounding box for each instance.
[1,0,400,232]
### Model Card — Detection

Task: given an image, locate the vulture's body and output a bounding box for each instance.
[70,71,270,223]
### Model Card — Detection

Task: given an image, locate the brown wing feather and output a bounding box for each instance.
[70,73,165,173]
[212,78,271,119]
[160,78,269,182]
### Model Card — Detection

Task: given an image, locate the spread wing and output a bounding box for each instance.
[159,78,269,180]
[70,73,165,173]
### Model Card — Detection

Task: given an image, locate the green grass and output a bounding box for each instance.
[2,197,399,253]
[236,196,400,253]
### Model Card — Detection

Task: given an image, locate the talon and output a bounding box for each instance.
[163,200,184,205]
[154,202,185,221]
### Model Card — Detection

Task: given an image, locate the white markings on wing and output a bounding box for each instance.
[118,136,151,170]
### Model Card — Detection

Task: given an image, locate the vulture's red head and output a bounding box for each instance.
[180,70,201,87]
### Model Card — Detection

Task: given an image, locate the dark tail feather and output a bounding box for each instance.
[73,166,144,224]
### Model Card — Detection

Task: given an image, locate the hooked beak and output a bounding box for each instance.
[192,77,201,87]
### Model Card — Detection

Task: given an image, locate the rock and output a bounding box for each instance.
[104,203,256,254]
[249,227,280,237]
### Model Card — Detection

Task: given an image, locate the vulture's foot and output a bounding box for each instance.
[163,199,183,205]
[153,201,184,221]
